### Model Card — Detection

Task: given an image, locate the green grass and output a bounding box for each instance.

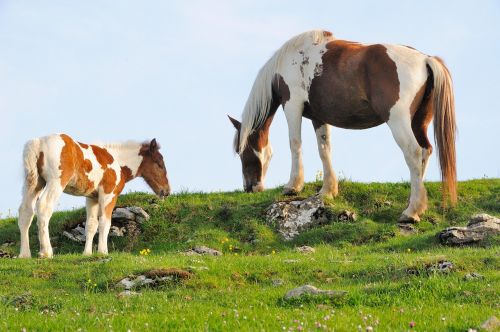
[0,179,499,331]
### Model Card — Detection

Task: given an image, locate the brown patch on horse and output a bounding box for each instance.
[34,151,46,190]
[121,166,133,183]
[91,145,114,169]
[411,66,434,149]
[308,40,399,129]
[100,168,117,194]
[273,74,290,107]
[59,134,96,194]
[323,30,333,37]
[78,142,89,149]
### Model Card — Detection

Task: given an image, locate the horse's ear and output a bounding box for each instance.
[227,115,241,130]
[149,138,158,152]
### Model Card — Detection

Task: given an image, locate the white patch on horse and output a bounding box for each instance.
[385,45,430,220]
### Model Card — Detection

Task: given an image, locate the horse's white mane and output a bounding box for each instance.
[237,29,334,153]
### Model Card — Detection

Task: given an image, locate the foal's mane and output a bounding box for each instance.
[237,29,334,153]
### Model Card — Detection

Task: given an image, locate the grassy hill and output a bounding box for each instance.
[0,179,498,331]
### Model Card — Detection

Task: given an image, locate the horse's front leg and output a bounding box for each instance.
[283,100,304,195]
[312,120,338,198]
[97,195,117,255]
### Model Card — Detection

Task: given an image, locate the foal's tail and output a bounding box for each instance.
[22,138,42,195]
[426,56,457,206]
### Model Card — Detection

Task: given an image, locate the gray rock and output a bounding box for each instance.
[428,261,454,273]
[398,223,417,236]
[127,206,150,223]
[117,290,140,298]
[184,246,222,256]
[438,213,500,245]
[284,285,347,300]
[272,279,284,286]
[283,259,300,264]
[480,316,500,331]
[112,208,136,221]
[464,272,484,281]
[2,241,14,247]
[0,250,14,258]
[337,210,357,222]
[110,225,126,237]
[296,246,316,254]
[266,195,329,240]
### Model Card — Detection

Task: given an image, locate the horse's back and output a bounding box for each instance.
[280,39,429,129]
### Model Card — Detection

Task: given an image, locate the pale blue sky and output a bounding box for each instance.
[1,1,499,217]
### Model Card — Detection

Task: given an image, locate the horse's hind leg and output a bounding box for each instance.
[312,120,338,197]
[387,107,427,223]
[35,181,63,258]
[283,99,305,195]
[18,186,44,258]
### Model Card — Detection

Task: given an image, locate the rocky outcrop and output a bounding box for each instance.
[438,214,499,245]
[116,268,191,291]
[266,195,329,240]
[63,206,150,243]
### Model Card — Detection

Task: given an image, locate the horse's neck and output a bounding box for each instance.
[105,144,143,180]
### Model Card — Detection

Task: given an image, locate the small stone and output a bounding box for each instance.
[117,277,135,290]
[337,210,357,222]
[296,246,315,253]
[398,223,417,236]
[272,279,284,286]
[428,261,453,273]
[464,272,484,281]
[284,285,347,300]
[0,250,13,258]
[117,290,140,298]
[480,316,500,331]
[283,259,300,264]
[184,246,222,256]
[2,241,14,247]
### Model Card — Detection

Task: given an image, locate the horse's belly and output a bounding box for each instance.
[306,99,385,129]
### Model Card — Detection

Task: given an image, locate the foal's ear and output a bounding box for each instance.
[227,115,241,130]
[149,138,159,152]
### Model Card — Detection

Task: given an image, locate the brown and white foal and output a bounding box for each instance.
[18,134,170,258]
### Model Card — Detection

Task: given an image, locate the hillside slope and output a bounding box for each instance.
[0,179,499,331]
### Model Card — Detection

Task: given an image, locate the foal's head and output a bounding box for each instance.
[228,115,272,193]
[137,139,170,198]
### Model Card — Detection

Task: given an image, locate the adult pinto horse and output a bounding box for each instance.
[229,29,456,223]
[18,134,170,258]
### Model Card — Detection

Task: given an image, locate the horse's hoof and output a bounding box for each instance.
[282,187,299,196]
[398,213,420,224]
[18,252,31,259]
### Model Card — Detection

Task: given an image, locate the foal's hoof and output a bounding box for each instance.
[282,187,299,196]
[398,213,420,224]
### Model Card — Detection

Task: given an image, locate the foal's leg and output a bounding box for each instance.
[35,181,63,258]
[83,197,99,255]
[387,108,427,223]
[18,187,43,258]
[97,195,117,255]
[283,100,304,195]
[312,120,338,198]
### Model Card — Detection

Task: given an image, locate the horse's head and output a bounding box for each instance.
[137,139,170,199]
[228,115,272,193]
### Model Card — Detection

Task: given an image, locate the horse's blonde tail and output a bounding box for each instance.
[22,138,42,195]
[426,56,457,206]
